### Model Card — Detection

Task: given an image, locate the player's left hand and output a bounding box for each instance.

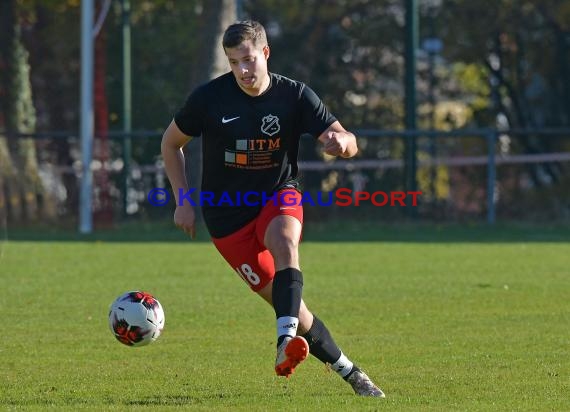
[323,131,349,157]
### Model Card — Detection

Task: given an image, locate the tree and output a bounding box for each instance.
[0,0,55,223]
[439,0,570,186]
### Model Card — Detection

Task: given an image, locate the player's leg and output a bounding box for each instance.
[263,214,303,343]
[211,211,309,377]
[257,285,384,396]
[300,314,385,397]
[262,214,310,376]
[252,189,384,394]
[257,190,305,344]
[212,207,308,376]
[259,190,362,382]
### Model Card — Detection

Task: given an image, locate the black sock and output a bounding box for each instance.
[301,316,342,364]
[272,268,303,345]
[302,316,361,380]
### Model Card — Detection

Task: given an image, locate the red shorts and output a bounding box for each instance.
[211,189,303,292]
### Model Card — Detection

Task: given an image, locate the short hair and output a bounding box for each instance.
[222,20,268,49]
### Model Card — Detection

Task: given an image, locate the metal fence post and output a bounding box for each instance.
[122,0,132,217]
[79,0,94,234]
[486,130,496,224]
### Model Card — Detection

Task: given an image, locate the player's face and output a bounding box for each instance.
[225,40,270,96]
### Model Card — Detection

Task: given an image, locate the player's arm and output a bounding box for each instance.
[161,119,192,201]
[161,119,196,238]
[317,121,358,158]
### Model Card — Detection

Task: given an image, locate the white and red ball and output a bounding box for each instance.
[108,291,165,347]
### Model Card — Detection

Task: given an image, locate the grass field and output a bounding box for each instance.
[1,224,569,411]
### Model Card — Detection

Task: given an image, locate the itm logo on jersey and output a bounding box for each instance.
[224,114,281,169]
[261,114,280,136]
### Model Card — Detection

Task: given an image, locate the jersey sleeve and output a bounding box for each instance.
[173,85,207,137]
[298,84,337,138]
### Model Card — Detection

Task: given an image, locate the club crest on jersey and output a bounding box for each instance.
[261,114,280,136]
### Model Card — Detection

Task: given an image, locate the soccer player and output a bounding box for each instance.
[161,20,384,397]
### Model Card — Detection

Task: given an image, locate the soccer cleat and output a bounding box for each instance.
[275,336,309,377]
[347,370,386,397]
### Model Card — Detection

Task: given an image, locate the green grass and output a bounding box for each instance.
[1,232,569,411]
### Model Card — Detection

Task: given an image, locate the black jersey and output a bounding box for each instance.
[174,72,336,238]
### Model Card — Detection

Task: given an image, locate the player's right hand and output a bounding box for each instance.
[174,204,196,239]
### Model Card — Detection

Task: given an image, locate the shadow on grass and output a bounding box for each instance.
[4,219,570,243]
[1,395,203,408]
[124,395,203,406]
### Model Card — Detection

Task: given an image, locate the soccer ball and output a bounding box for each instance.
[108,291,165,347]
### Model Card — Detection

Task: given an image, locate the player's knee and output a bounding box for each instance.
[267,236,299,260]
[264,215,302,250]
[277,235,299,251]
